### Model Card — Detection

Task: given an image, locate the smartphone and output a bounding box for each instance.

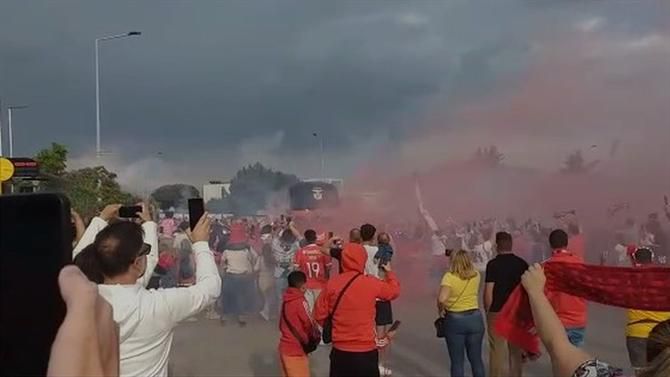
[388,320,401,332]
[0,193,73,376]
[119,205,142,218]
[188,198,205,231]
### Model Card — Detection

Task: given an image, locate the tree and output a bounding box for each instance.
[33,143,135,219]
[35,143,68,176]
[151,184,201,211]
[562,150,599,174]
[64,166,135,219]
[228,163,299,215]
[473,145,504,168]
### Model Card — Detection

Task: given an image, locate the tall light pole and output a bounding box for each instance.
[8,105,28,158]
[95,31,142,157]
[312,132,325,178]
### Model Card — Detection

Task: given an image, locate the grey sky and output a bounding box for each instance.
[1,0,668,183]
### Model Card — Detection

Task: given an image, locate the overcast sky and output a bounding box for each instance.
[1,0,668,184]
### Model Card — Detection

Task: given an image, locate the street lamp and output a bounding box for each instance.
[95,31,142,157]
[312,132,325,178]
[8,105,29,158]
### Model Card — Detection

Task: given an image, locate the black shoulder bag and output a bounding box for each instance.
[281,303,321,354]
[322,273,362,344]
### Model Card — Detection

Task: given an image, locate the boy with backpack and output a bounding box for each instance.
[279,271,321,377]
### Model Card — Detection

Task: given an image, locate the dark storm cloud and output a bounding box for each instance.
[0,0,666,167]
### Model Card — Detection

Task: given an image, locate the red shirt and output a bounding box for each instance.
[294,244,332,290]
[546,250,588,328]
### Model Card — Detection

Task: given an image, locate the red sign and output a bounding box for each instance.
[8,158,40,178]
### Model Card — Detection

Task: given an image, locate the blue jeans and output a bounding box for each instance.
[566,327,585,348]
[445,310,486,377]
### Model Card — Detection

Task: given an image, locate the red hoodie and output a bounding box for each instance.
[314,243,400,352]
[279,287,317,356]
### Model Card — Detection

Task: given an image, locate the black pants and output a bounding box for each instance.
[330,348,379,377]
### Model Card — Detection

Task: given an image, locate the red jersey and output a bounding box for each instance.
[294,244,332,289]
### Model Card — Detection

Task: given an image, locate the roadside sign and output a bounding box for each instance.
[8,158,40,178]
[0,158,15,182]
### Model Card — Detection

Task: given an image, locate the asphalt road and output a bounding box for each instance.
[169,291,632,376]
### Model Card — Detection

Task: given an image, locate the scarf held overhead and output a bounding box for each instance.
[495,262,670,354]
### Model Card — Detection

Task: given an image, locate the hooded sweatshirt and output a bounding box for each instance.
[314,243,400,352]
[279,287,317,356]
[73,218,221,377]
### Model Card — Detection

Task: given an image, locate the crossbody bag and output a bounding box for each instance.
[322,273,362,344]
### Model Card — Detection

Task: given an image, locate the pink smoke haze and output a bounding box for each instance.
[338,27,670,229]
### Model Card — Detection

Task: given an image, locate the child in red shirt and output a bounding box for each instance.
[279,271,320,377]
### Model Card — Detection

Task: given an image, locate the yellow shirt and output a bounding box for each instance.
[441,271,480,312]
[626,309,670,338]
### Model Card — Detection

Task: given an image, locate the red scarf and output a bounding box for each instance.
[495,262,670,355]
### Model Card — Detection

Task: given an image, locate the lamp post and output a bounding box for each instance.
[95,31,142,157]
[8,105,28,158]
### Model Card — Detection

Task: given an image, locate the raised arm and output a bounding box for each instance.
[415,180,441,234]
[160,214,222,325]
[72,204,121,256]
[288,220,302,241]
[136,203,159,288]
[522,264,591,377]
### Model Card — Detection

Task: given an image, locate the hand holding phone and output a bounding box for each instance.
[189,212,212,243]
[99,204,122,221]
[188,198,205,231]
[119,205,143,219]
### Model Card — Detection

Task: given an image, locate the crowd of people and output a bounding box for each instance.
[38,189,670,377]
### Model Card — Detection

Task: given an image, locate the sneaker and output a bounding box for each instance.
[259,310,270,322]
[206,309,220,320]
[379,365,392,376]
[238,316,247,327]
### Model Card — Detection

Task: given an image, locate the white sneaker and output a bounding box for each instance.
[259,310,270,321]
[379,365,392,376]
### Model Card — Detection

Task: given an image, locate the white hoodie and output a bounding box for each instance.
[74,218,222,377]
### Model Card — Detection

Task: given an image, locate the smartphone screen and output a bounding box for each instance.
[388,320,401,332]
[188,198,205,231]
[0,193,73,376]
[119,205,142,218]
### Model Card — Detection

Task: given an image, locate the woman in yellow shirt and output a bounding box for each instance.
[437,250,485,377]
[625,246,670,375]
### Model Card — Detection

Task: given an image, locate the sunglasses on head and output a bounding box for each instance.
[137,243,152,257]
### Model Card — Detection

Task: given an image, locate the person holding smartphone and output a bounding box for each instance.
[72,204,221,377]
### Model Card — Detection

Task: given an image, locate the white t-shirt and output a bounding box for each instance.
[363,244,381,279]
[222,248,257,274]
[431,234,445,256]
[472,240,494,271]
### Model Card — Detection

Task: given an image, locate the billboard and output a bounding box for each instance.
[288,181,339,210]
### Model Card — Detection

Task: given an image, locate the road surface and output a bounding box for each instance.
[169,292,631,376]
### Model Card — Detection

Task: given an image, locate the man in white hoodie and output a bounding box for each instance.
[73,204,221,377]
